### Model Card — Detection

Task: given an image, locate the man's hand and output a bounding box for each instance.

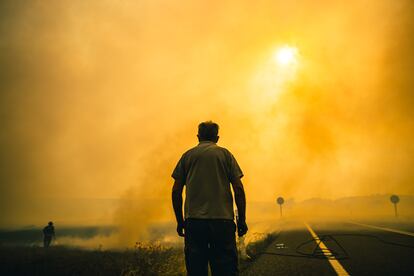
[231,177,247,237]
[237,220,248,237]
[177,221,185,237]
[172,180,185,237]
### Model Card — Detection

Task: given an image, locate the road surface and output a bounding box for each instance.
[242,220,414,275]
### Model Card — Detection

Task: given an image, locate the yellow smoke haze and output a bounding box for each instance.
[1,0,414,245]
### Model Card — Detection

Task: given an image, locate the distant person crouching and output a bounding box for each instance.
[43,221,55,248]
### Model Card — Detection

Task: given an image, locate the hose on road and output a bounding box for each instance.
[257,233,414,260]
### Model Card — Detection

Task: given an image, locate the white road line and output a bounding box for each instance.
[304,222,350,276]
[349,221,414,237]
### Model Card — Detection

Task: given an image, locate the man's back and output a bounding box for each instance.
[43,225,54,237]
[173,141,243,220]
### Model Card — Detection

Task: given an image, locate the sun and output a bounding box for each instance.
[274,46,298,66]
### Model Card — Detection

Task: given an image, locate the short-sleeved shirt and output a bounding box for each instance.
[172,141,243,220]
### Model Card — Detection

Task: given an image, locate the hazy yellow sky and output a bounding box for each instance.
[1,0,414,227]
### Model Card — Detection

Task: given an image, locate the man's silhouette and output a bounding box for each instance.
[43,221,55,248]
[172,121,248,276]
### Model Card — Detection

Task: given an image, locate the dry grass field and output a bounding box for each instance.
[0,244,186,276]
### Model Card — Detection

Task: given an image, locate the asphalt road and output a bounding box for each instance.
[242,220,414,275]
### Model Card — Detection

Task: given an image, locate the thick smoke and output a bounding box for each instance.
[1,0,414,245]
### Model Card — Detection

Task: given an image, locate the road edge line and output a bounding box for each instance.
[348,221,414,237]
[304,222,350,276]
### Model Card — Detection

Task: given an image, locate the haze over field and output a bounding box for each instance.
[1,0,414,245]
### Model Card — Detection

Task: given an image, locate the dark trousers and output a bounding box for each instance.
[184,219,238,276]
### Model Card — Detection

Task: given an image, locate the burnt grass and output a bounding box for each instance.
[0,244,186,276]
[0,235,276,275]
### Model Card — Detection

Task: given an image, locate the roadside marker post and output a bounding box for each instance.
[390,195,400,218]
[277,197,284,218]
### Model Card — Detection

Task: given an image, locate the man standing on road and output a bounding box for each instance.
[172,121,248,276]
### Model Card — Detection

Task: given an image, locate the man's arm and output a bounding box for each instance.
[172,179,185,237]
[231,177,248,236]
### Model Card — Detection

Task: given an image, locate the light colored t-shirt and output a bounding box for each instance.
[172,141,243,220]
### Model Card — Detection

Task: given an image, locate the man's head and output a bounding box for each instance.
[48,221,53,226]
[197,121,219,143]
